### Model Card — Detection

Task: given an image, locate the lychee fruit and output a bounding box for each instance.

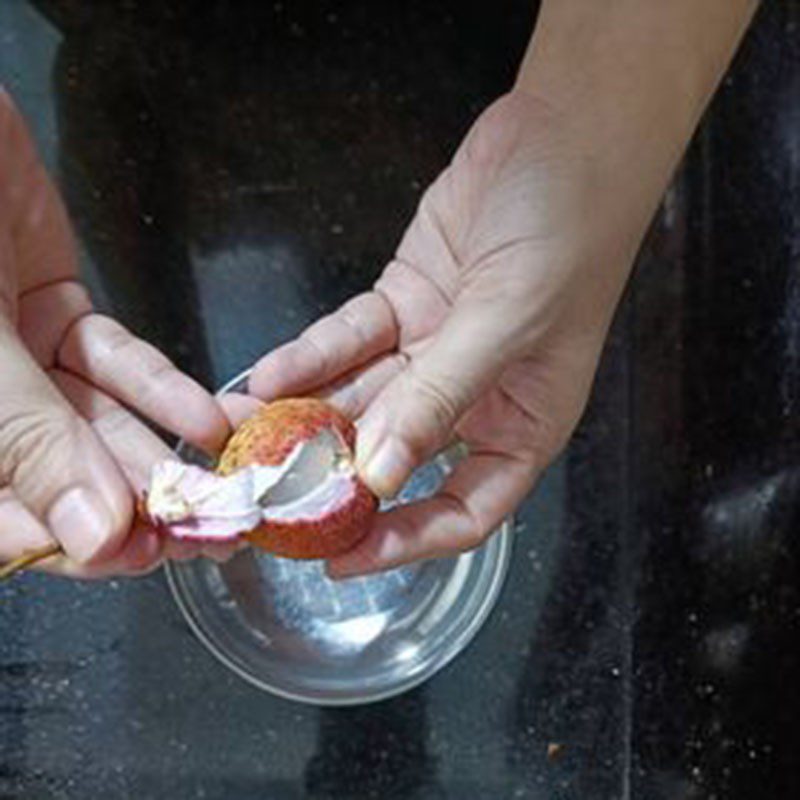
[144,398,377,560]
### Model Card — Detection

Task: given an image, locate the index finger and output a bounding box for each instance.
[58,313,230,455]
[249,291,398,400]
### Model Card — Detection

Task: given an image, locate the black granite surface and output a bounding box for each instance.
[1,1,798,798]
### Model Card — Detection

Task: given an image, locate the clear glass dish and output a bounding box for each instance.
[165,370,513,705]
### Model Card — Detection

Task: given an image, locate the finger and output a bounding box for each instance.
[1,93,160,575]
[202,540,247,563]
[51,369,219,567]
[249,291,398,400]
[50,368,173,491]
[327,451,535,578]
[218,392,266,429]
[54,369,232,566]
[160,537,204,562]
[58,313,230,454]
[86,518,164,578]
[0,321,132,565]
[354,298,517,498]
[1,93,150,573]
[0,487,52,562]
[0,492,161,579]
[0,484,161,579]
[317,351,408,421]
[17,280,92,367]
[50,368,175,570]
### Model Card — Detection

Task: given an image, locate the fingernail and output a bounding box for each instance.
[358,436,412,499]
[47,487,112,564]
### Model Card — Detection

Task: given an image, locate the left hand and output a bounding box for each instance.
[0,89,232,577]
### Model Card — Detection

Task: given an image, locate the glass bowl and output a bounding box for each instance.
[164,370,513,705]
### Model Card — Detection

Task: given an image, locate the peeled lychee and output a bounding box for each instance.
[144,398,377,560]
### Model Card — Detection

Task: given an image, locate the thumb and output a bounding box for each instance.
[355,299,515,498]
[0,320,132,564]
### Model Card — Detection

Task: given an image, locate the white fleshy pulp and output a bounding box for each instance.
[144,430,356,541]
[261,470,357,522]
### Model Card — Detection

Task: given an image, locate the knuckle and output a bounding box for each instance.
[340,292,386,344]
[140,346,177,385]
[337,306,367,348]
[298,331,331,377]
[95,316,135,360]
[392,350,411,373]
[0,404,80,481]
[94,406,132,442]
[527,421,568,468]
[461,524,488,552]
[439,492,486,552]
[60,313,122,367]
[406,367,461,436]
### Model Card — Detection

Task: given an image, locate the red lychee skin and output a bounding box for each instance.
[217,398,377,559]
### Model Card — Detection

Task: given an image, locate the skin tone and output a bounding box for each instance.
[0,0,758,578]
[252,0,759,578]
[0,89,232,576]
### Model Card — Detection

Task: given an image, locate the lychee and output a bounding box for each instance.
[144,398,377,560]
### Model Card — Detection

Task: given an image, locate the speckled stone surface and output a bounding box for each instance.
[1,2,798,798]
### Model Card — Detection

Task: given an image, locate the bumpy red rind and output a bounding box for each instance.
[217,398,377,559]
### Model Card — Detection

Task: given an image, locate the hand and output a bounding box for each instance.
[250,0,756,577]
[249,92,643,576]
[0,89,231,578]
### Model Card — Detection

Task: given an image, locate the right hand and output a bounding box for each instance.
[250,90,644,576]
[0,89,231,578]
[249,0,755,578]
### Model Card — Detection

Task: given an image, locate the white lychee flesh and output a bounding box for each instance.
[145,429,360,540]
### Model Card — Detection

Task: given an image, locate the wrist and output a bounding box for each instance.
[517,0,758,161]
[503,0,757,261]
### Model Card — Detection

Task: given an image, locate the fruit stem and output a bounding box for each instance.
[0,542,63,581]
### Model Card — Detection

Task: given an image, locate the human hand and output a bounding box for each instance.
[0,89,231,578]
[249,92,640,576]
[250,0,756,577]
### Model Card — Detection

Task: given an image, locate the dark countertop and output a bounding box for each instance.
[1,2,799,798]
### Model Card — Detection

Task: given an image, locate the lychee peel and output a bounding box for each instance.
[144,398,377,559]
